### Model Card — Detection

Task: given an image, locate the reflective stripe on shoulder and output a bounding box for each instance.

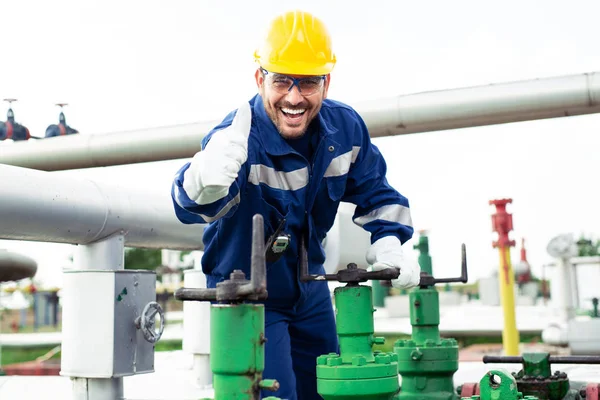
[248,164,308,191]
[324,146,361,178]
[353,204,413,228]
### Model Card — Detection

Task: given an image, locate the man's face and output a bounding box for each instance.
[255,68,330,139]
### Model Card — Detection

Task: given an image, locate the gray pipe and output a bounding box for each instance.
[0,249,38,282]
[0,164,204,250]
[1,71,599,171]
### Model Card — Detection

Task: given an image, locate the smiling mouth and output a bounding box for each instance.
[280,107,306,124]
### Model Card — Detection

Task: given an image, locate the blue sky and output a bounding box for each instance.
[1,0,599,295]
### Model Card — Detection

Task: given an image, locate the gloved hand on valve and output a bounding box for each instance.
[183,102,252,205]
[366,236,421,289]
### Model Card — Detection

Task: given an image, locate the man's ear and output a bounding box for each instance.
[323,74,331,99]
[255,68,265,91]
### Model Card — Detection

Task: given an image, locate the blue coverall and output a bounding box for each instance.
[172,94,413,399]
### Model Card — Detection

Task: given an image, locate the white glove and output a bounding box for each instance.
[183,102,252,205]
[366,236,421,289]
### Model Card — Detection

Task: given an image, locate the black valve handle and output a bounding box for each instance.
[299,236,399,284]
[175,214,267,303]
[483,355,600,365]
[418,243,468,288]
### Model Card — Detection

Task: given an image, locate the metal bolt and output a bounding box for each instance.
[425,339,436,347]
[230,270,246,281]
[327,357,342,366]
[410,349,423,361]
[373,336,385,345]
[352,356,367,366]
[259,379,280,392]
[375,354,391,365]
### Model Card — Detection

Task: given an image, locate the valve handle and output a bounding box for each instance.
[418,244,468,288]
[175,214,267,303]
[299,236,399,283]
[483,355,600,364]
[135,301,165,344]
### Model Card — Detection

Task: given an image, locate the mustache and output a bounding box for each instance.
[277,101,309,109]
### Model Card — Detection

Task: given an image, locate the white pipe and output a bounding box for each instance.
[360,71,600,136]
[541,322,569,346]
[0,249,38,282]
[0,120,217,171]
[1,71,600,171]
[570,256,600,265]
[551,258,577,322]
[544,255,600,266]
[183,253,211,387]
[67,234,126,400]
[0,164,204,250]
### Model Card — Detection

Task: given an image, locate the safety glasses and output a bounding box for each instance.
[261,68,326,96]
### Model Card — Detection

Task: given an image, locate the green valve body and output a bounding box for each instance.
[372,279,390,308]
[317,285,399,400]
[395,288,459,400]
[211,303,276,400]
[414,235,433,275]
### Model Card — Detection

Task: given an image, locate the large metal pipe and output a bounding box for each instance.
[0,249,38,282]
[360,71,600,136]
[0,121,217,171]
[0,164,204,250]
[1,71,600,171]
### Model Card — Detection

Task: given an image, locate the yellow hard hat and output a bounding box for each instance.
[254,10,336,76]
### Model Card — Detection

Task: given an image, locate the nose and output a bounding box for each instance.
[285,84,304,105]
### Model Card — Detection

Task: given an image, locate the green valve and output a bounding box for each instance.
[211,304,266,399]
[317,284,399,400]
[413,233,433,275]
[372,279,390,307]
[174,215,282,400]
[394,233,469,400]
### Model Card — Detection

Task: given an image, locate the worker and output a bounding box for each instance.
[171,10,420,400]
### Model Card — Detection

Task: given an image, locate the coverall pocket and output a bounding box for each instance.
[260,195,290,239]
[326,175,348,202]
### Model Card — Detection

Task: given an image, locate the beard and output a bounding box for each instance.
[264,99,322,139]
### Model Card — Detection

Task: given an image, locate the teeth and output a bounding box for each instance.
[282,108,305,115]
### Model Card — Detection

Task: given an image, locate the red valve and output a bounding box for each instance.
[489,198,516,248]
